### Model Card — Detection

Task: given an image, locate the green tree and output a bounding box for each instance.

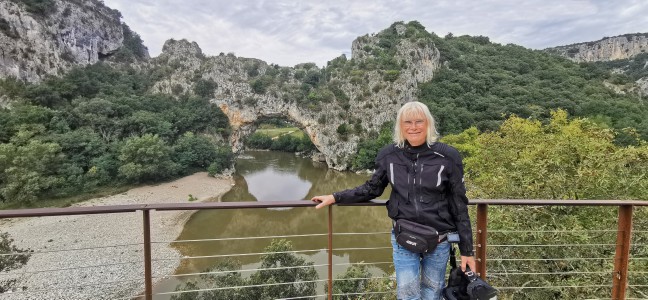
[193,79,218,98]
[173,132,219,171]
[207,146,233,176]
[117,134,178,182]
[351,122,393,170]
[457,110,648,200]
[326,265,392,300]
[171,239,318,300]
[442,111,648,299]
[246,132,273,149]
[248,239,318,299]
[0,140,63,204]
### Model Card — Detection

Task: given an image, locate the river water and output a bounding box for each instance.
[153,150,394,298]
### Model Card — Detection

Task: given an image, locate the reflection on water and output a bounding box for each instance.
[154,151,394,297]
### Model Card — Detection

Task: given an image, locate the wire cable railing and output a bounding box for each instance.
[0,200,645,299]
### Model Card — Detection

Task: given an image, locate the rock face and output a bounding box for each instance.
[548,33,648,96]
[149,23,440,170]
[548,34,648,63]
[0,0,128,82]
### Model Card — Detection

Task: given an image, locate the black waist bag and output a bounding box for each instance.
[395,219,439,253]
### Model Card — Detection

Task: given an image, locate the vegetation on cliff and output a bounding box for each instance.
[0,63,232,205]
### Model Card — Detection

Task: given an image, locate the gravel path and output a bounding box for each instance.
[0,172,233,300]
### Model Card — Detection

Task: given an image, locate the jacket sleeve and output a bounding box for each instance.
[446,151,475,257]
[332,151,390,204]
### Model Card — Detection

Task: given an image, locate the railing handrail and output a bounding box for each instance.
[0,199,646,218]
[0,199,645,299]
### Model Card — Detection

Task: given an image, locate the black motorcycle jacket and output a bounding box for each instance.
[333,142,474,256]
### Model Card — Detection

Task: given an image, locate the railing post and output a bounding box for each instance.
[328,205,333,300]
[612,205,633,300]
[475,203,488,279]
[143,209,153,300]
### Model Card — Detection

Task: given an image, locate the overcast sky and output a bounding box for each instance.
[102,0,648,67]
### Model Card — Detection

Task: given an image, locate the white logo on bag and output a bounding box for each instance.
[406,240,417,246]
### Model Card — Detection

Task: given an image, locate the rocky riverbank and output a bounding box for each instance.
[0,172,233,300]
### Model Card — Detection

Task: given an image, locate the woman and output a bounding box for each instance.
[312,101,476,300]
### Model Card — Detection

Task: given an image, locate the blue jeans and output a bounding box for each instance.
[391,232,450,300]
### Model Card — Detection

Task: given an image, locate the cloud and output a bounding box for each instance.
[103,0,648,67]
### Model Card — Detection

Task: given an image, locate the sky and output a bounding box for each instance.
[102,0,648,67]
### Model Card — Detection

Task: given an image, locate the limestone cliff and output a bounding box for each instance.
[548,34,648,95]
[148,22,440,170]
[548,33,648,63]
[0,0,136,82]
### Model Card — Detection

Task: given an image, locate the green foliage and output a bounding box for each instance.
[383,70,400,82]
[250,76,274,94]
[173,132,220,171]
[0,140,63,203]
[171,239,318,300]
[207,146,233,176]
[247,127,314,153]
[246,132,273,149]
[244,61,261,77]
[351,122,393,170]
[451,110,648,200]
[270,134,314,152]
[419,35,648,139]
[110,24,148,63]
[193,78,217,98]
[594,52,648,81]
[0,62,233,205]
[441,111,648,299]
[9,0,56,17]
[336,124,349,136]
[303,70,321,86]
[326,264,393,300]
[118,134,178,182]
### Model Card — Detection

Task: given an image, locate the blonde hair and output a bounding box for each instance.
[393,101,439,148]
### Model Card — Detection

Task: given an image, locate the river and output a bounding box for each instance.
[153,151,394,298]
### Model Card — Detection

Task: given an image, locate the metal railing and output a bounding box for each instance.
[0,199,646,299]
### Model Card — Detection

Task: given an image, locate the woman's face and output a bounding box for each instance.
[401,112,428,146]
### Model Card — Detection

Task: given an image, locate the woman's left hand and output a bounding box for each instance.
[460,255,476,273]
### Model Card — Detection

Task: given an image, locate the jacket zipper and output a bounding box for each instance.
[413,153,420,219]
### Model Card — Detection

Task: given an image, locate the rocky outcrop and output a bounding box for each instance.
[548,34,648,96]
[0,0,131,82]
[149,23,440,170]
[548,34,648,62]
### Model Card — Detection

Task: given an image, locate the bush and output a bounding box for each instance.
[383,70,400,82]
[173,132,219,171]
[118,134,178,182]
[171,239,318,299]
[337,124,349,136]
[207,146,233,176]
[246,132,272,149]
[193,79,217,98]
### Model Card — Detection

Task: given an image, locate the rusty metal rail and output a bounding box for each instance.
[0,199,646,299]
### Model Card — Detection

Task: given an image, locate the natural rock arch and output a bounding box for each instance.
[152,23,441,170]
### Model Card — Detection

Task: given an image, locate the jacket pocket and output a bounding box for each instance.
[388,162,409,193]
[419,162,448,198]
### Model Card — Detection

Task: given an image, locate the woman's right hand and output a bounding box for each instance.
[311,194,336,209]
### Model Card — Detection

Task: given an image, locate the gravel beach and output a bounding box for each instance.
[0,172,234,300]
